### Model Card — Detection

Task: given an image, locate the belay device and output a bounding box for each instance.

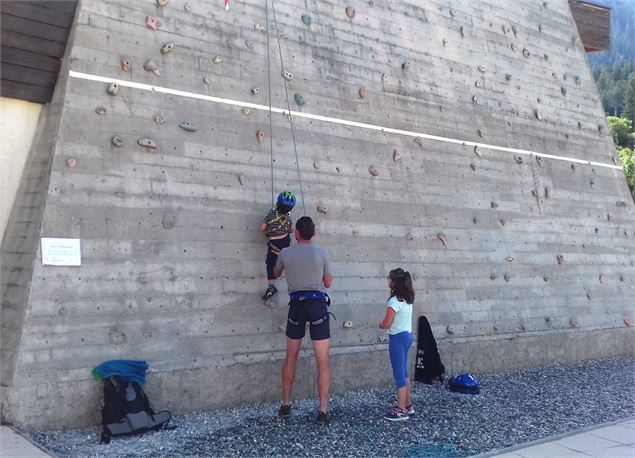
[414,316,445,383]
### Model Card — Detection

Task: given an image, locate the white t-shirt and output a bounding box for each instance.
[387,296,413,335]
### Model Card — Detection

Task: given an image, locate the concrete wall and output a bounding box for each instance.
[0,97,43,240]
[1,0,634,429]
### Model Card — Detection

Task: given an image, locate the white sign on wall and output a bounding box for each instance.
[41,238,82,266]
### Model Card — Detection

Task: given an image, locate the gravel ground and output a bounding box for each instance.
[29,356,634,457]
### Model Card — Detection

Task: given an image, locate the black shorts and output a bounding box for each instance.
[286,298,330,341]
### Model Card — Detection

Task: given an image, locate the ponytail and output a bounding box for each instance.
[388,268,415,303]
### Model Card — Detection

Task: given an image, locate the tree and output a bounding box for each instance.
[618,147,635,189]
[607,116,634,148]
[623,74,635,126]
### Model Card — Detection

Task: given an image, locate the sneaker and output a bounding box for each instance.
[277,404,291,418]
[406,404,415,416]
[262,285,278,300]
[315,411,330,425]
[383,407,409,422]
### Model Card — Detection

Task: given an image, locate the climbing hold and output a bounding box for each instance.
[111,136,123,147]
[238,174,246,186]
[313,161,319,169]
[578,121,583,130]
[277,29,286,38]
[460,26,466,37]
[607,213,611,222]
[359,87,369,99]
[393,149,402,163]
[179,121,198,132]
[153,114,167,126]
[544,187,550,199]
[477,129,485,138]
[522,48,530,58]
[543,275,549,282]
[514,155,523,164]
[477,65,485,73]
[493,325,499,332]
[538,24,543,32]
[156,0,168,6]
[446,325,455,335]
[251,87,260,95]
[536,156,544,167]
[449,8,457,16]
[106,83,119,96]
[405,233,414,241]
[504,273,511,282]
[625,317,633,327]
[544,53,549,61]
[343,321,353,329]
[505,73,512,81]
[505,257,513,262]
[162,213,176,229]
[161,42,175,54]
[519,323,526,332]
[475,81,482,88]
[414,137,423,147]
[245,40,255,49]
[599,275,607,285]
[95,106,107,115]
[184,3,192,12]
[66,158,77,168]
[472,217,478,224]
[368,166,379,177]
[301,14,312,26]
[294,94,305,106]
[491,202,499,209]
[121,58,131,72]
[436,233,447,246]
[138,138,157,149]
[470,163,477,171]
[490,274,497,280]
[254,23,266,32]
[402,61,411,71]
[569,318,578,328]
[552,71,558,79]
[143,60,160,76]
[442,38,448,47]
[511,25,518,37]
[146,16,157,30]
[574,76,581,86]
[256,130,265,144]
[378,336,386,343]
[556,254,564,265]
[381,73,389,83]
[203,76,212,85]
[472,95,478,103]
[535,110,543,121]
[500,218,505,225]
[510,43,517,52]
[214,56,223,64]
[241,107,251,117]
[281,70,294,81]
[345,6,355,19]
[473,146,481,157]
[616,201,627,207]
[317,204,327,213]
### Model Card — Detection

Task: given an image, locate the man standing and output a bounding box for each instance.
[273,216,333,425]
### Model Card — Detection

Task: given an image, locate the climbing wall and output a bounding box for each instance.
[2,0,634,428]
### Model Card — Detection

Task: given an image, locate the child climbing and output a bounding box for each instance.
[260,191,296,300]
[379,268,415,421]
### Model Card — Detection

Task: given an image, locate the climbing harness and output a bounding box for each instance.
[264,0,307,214]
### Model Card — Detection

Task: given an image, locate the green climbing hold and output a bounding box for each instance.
[301,14,312,26]
[294,94,305,106]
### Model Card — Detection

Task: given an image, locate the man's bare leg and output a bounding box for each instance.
[282,337,301,405]
[312,338,331,412]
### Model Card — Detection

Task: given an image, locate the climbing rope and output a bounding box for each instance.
[265,0,275,208]
[268,0,307,215]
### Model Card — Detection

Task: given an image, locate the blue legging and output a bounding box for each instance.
[389,331,413,389]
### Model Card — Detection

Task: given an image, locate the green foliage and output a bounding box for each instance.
[592,62,634,116]
[607,116,634,148]
[623,74,635,126]
[618,147,635,189]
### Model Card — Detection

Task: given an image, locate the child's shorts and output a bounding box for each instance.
[266,235,291,280]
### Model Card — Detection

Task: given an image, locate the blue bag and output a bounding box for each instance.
[448,373,480,394]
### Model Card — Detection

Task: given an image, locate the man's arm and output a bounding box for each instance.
[322,248,333,289]
[323,275,332,289]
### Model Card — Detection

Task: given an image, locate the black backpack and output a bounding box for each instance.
[414,315,445,383]
[100,375,171,443]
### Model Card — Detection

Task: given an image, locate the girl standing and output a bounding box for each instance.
[379,268,415,421]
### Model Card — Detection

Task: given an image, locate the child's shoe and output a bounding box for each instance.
[383,407,409,422]
[262,285,278,300]
[406,404,415,416]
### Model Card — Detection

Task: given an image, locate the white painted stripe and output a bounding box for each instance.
[69,70,622,170]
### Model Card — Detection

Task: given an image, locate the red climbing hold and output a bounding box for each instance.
[405,233,414,241]
[345,6,356,19]
[66,158,77,168]
[137,138,157,149]
[556,254,564,265]
[402,61,411,71]
[146,16,157,31]
[625,317,633,327]
[393,150,402,163]
[436,233,447,246]
[256,130,265,144]
[368,166,379,177]
[95,106,107,115]
[144,60,160,76]
[121,58,131,72]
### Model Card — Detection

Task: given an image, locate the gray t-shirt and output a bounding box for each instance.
[274,243,332,293]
